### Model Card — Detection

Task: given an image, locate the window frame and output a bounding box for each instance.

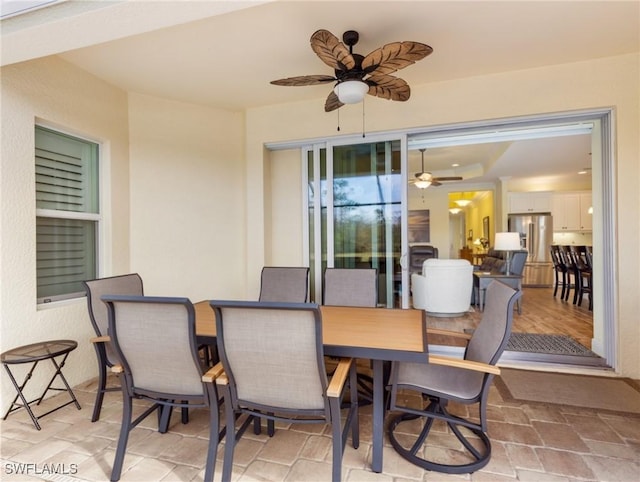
[35,124,102,305]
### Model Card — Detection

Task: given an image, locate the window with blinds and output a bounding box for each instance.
[35,126,99,303]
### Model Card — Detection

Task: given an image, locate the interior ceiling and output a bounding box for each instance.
[2,1,637,187]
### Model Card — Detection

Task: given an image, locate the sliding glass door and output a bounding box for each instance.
[305,137,407,307]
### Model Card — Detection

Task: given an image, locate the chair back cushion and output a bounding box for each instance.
[211,301,327,411]
[323,268,377,307]
[466,281,521,365]
[103,295,204,397]
[409,245,439,275]
[421,258,470,275]
[83,274,143,365]
[259,267,309,302]
[508,250,528,275]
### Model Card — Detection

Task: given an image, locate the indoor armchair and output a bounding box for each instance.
[411,258,473,316]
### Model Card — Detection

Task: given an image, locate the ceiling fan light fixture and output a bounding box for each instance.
[334,80,369,104]
[414,179,432,189]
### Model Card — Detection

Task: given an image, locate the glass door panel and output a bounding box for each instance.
[307,140,403,307]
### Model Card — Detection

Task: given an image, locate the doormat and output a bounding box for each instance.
[501,333,608,366]
[506,333,595,356]
[496,369,640,415]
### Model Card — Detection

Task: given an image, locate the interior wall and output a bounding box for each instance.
[0,57,130,409]
[128,93,246,302]
[247,53,640,378]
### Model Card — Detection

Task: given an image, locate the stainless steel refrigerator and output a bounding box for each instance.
[507,213,554,287]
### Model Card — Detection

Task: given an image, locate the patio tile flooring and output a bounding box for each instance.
[1,372,639,481]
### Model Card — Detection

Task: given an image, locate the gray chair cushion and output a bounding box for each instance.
[259,267,309,302]
[323,268,377,307]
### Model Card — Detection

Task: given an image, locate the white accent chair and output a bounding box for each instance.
[411,259,474,317]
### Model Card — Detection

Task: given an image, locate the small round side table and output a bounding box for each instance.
[1,339,81,430]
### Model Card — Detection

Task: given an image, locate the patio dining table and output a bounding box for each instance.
[194,301,429,474]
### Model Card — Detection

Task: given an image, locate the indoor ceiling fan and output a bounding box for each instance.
[411,148,463,188]
[271,29,433,112]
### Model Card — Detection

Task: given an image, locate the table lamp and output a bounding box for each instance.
[494,232,521,275]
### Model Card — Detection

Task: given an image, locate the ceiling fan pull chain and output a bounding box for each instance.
[336,107,340,131]
[362,99,366,138]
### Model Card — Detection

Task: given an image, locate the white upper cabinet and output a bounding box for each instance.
[508,192,553,214]
[552,191,592,231]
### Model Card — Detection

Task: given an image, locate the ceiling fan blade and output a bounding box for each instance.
[362,41,433,76]
[270,75,336,86]
[367,75,410,101]
[310,29,355,71]
[324,91,344,112]
[433,176,464,181]
[431,180,442,187]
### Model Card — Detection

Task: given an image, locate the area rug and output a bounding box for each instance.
[496,369,640,415]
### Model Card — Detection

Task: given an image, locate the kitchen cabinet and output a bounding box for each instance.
[508,192,553,214]
[552,191,592,231]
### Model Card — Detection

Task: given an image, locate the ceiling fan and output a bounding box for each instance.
[271,29,433,112]
[411,149,463,188]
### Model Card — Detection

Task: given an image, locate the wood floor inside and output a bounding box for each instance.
[424,286,595,358]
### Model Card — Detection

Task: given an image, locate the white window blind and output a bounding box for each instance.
[35,126,99,303]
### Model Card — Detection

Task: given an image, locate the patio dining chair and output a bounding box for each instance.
[323,267,379,404]
[83,274,143,422]
[387,281,521,474]
[210,300,359,482]
[83,274,203,426]
[102,295,223,482]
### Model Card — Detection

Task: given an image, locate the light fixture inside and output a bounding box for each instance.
[414,179,432,189]
[334,80,369,104]
[455,199,472,207]
[449,207,462,214]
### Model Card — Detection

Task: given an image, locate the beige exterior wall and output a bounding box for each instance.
[249,53,639,378]
[127,93,246,302]
[0,57,131,407]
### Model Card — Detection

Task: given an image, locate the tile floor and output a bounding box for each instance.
[1,372,639,482]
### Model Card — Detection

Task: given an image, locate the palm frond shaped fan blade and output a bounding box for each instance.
[362,41,433,76]
[310,29,355,70]
[367,75,410,101]
[271,75,336,86]
[324,91,344,112]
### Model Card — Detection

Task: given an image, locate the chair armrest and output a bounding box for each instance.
[426,328,472,340]
[428,354,501,375]
[90,335,111,344]
[327,357,353,398]
[215,372,229,386]
[111,364,123,374]
[202,362,224,383]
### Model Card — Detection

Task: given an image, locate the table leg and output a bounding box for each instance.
[43,354,81,410]
[371,359,384,473]
[2,362,42,430]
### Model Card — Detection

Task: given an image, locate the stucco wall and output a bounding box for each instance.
[248,53,640,378]
[127,93,246,302]
[0,57,130,409]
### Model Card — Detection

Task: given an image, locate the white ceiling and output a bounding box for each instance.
[2,0,637,186]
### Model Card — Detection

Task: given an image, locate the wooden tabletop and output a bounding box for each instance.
[195,301,427,360]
